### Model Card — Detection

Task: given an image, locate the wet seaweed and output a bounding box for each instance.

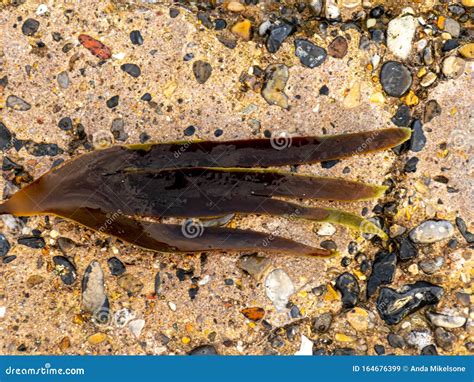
[0,127,411,256]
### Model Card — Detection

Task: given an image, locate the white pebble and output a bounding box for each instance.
[36,4,48,16]
[387,14,417,60]
[317,223,336,236]
[0,306,6,318]
[128,319,145,338]
[198,275,211,286]
[168,302,177,311]
[265,269,295,311]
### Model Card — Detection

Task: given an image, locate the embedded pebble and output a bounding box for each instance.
[407,329,433,350]
[423,100,441,123]
[346,307,369,331]
[0,123,12,150]
[128,319,146,338]
[130,30,144,45]
[294,335,313,356]
[107,257,126,276]
[189,345,218,355]
[397,236,418,261]
[409,220,454,244]
[53,256,77,285]
[443,18,460,38]
[82,261,109,319]
[386,14,417,59]
[294,39,327,68]
[312,312,332,333]
[22,18,40,36]
[6,95,31,111]
[367,251,396,297]
[118,274,144,295]
[380,61,412,97]
[261,64,289,109]
[434,327,456,350]
[377,281,444,325]
[419,256,444,275]
[0,234,10,257]
[192,60,212,84]
[265,269,295,311]
[111,118,128,142]
[18,236,45,248]
[387,333,406,349]
[343,81,361,109]
[409,119,426,152]
[335,272,360,309]
[426,312,466,329]
[459,43,474,59]
[316,223,336,236]
[121,63,141,78]
[266,19,294,53]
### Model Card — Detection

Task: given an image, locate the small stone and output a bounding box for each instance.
[387,14,417,59]
[320,240,337,250]
[192,60,212,84]
[36,4,48,16]
[111,118,128,142]
[404,157,419,173]
[6,95,31,111]
[130,30,144,45]
[237,254,271,280]
[169,8,179,18]
[294,335,313,356]
[294,39,327,68]
[266,20,295,53]
[420,72,437,87]
[377,281,444,325]
[261,64,289,109]
[462,0,474,6]
[426,311,466,329]
[367,251,396,297]
[128,319,145,338]
[58,336,71,352]
[407,329,433,350]
[106,95,119,108]
[0,234,11,257]
[309,0,323,14]
[107,257,126,276]
[419,256,444,275]
[409,220,454,244]
[328,36,348,58]
[325,0,340,19]
[58,117,73,131]
[387,333,406,349]
[57,237,76,254]
[442,56,466,79]
[397,236,418,261]
[265,269,295,311]
[87,332,107,345]
[189,345,218,355]
[434,327,456,350]
[227,1,245,12]
[346,307,369,331]
[57,71,70,89]
[53,256,77,285]
[231,19,252,41]
[27,275,45,287]
[0,123,12,151]
[120,63,141,78]
[443,18,460,38]
[391,105,411,127]
[459,43,474,59]
[78,34,112,60]
[409,119,426,152]
[214,19,227,30]
[380,61,412,97]
[423,100,441,123]
[442,39,459,52]
[316,223,336,236]
[456,217,474,244]
[118,274,144,295]
[312,312,332,333]
[343,81,361,109]
[82,261,109,322]
[18,236,45,248]
[370,6,384,18]
[22,18,40,36]
[184,125,195,136]
[335,272,360,309]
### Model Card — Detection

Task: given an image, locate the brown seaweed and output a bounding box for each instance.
[0,127,411,256]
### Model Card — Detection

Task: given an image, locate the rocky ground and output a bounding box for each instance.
[0,0,472,355]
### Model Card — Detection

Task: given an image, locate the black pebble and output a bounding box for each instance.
[387,333,406,349]
[455,217,474,243]
[214,19,227,30]
[58,117,73,131]
[421,345,438,355]
[380,61,412,97]
[130,30,144,45]
[188,345,218,355]
[319,85,329,95]
[320,240,337,250]
[183,53,194,61]
[370,6,384,18]
[18,236,45,249]
[214,129,223,137]
[367,251,396,297]
[106,95,119,108]
[169,8,179,18]
[192,60,212,84]
[184,125,196,136]
[376,281,444,325]
[3,255,16,264]
[397,235,418,261]
[0,234,11,257]
[441,39,459,52]
[391,105,411,127]
[120,63,141,78]
[404,157,419,173]
[141,93,152,101]
[267,20,295,53]
[335,272,360,309]
[294,38,327,68]
[22,18,40,36]
[53,256,77,285]
[0,122,12,151]
[370,29,385,43]
[139,132,150,143]
[321,159,340,169]
[107,257,126,276]
[409,119,426,152]
[374,344,385,355]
